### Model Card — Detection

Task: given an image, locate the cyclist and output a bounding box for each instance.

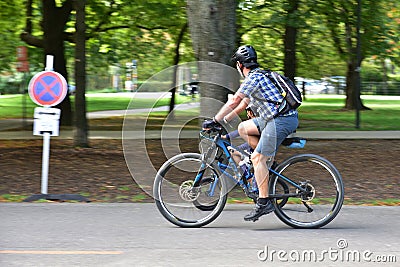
[203,45,298,222]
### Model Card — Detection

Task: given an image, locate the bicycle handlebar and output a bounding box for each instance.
[201,124,223,134]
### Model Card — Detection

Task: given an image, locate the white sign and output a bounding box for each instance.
[33,107,61,136]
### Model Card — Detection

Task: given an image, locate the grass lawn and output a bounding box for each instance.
[0,93,190,118]
[299,96,400,130]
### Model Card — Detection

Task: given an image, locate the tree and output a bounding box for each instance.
[19,0,189,146]
[21,0,73,124]
[236,1,304,80]
[187,0,238,118]
[319,0,395,109]
[236,0,347,81]
[74,0,88,147]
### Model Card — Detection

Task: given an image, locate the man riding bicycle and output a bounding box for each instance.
[203,45,298,222]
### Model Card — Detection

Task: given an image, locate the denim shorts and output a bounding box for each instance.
[253,113,299,156]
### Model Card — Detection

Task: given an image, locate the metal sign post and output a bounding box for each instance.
[33,107,61,195]
[24,55,89,202]
[42,132,50,194]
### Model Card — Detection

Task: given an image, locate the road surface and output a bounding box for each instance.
[1,203,399,266]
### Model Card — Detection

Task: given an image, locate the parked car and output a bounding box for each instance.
[326,76,346,94]
[295,78,333,94]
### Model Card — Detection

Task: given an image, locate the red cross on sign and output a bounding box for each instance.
[28,71,68,107]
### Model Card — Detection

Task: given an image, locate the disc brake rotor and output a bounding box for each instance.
[179,180,200,202]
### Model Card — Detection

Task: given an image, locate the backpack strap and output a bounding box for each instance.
[253,69,283,106]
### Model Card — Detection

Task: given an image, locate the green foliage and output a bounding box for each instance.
[386,2,400,66]
[0,194,27,202]
[237,1,349,78]
[361,61,384,82]
[82,0,191,81]
[2,0,191,87]
[237,0,399,81]
[238,1,286,70]
[0,0,44,74]
[315,0,398,69]
[389,73,400,83]
[0,1,25,71]
[0,0,398,93]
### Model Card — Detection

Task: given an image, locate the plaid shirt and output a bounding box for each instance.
[238,68,296,120]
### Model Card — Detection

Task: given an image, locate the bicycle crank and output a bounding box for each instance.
[296,181,316,213]
[297,181,316,201]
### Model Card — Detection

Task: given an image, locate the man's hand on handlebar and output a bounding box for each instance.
[202,118,221,132]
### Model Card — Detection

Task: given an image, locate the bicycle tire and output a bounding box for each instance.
[154,153,228,227]
[275,179,290,208]
[270,154,344,229]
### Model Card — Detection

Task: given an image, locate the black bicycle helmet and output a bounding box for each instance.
[231,45,259,68]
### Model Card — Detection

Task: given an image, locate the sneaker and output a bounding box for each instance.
[244,200,275,222]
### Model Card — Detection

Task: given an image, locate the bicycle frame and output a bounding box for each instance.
[154,129,344,228]
[194,131,308,199]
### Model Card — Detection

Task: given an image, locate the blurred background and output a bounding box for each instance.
[0,0,399,145]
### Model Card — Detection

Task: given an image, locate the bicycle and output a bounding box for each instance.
[153,124,344,229]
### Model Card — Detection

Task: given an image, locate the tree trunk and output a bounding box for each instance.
[169,23,188,120]
[73,0,89,147]
[283,0,298,82]
[344,9,368,111]
[187,0,238,118]
[345,60,357,109]
[345,60,369,110]
[42,0,73,125]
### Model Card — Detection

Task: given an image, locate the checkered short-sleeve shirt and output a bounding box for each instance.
[238,68,285,120]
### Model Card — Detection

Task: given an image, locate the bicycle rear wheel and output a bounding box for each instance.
[153,153,227,227]
[270,154,344,229]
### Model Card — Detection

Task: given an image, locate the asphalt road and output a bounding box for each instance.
[1,203,399,267]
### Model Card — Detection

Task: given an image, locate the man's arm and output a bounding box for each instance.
[214,92,249,123]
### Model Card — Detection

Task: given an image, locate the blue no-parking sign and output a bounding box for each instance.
[28,70,68,107]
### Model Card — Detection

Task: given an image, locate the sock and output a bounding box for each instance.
[257,198,268,205]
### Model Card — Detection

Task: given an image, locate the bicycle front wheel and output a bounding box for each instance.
[153,153,228,227]
[270,154,344,229]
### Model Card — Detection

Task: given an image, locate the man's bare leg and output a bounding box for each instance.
[251,152,270,198]
[238,120,259,149]
[243,151,276,221]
